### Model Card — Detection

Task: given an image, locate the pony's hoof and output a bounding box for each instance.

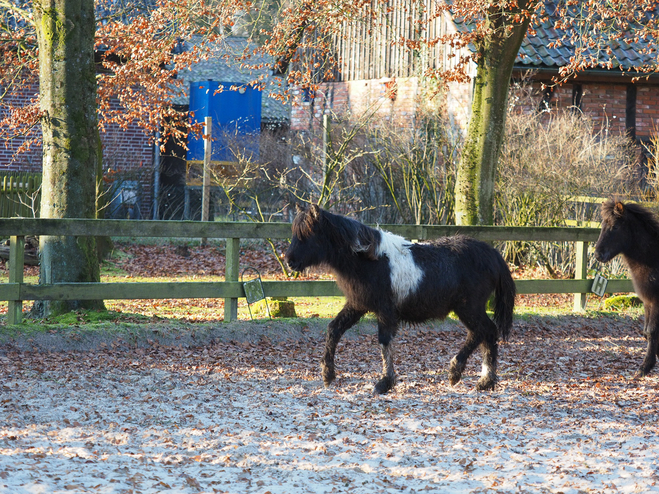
[321,364,336,386]
[448,357,464,386]
[636,361,655,379]
[373,376,395,395]
[476,377,496,391]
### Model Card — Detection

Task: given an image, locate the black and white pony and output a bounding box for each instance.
[285,204,516,394]
[595,199,659,378]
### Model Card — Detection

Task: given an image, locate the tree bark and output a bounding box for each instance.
[32,0,105,315]
[454,5,531,226]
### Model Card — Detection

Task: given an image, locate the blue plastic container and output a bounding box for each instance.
[186,81,262,162]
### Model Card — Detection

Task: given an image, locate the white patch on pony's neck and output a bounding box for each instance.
[376,230,423,304]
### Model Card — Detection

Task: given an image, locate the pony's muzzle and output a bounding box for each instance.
[594,250,613,263]
[284,253,302,273]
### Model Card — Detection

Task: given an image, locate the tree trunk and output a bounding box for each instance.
[32,0,105,315]
[454,6,531,226]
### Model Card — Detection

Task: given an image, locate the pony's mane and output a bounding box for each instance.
[602,199,659,236]
[292,205,379,259]
[291,205,317,240]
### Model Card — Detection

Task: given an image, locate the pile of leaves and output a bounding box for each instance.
[0,316,658,493]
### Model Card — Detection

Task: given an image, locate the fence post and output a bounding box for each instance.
[573,241,588,311]
[7,235,25,324]
[224,237,240,321]
[201,116,212,246]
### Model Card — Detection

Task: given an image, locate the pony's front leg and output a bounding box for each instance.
[374,317,398,395]
[322,305,366,387]
[637,303,658,378]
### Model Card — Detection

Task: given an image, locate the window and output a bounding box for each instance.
[626,84,637,140]
[571,83,583,112]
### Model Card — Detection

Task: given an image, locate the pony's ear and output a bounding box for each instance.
[310,204,321,220]
[295,203,304,214]
[614,201,625,217]
[355,229,379,260]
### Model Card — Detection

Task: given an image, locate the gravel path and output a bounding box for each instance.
[1,315,658,493]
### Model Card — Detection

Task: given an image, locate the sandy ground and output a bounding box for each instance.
[1,314,658,493]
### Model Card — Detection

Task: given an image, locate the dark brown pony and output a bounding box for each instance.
[285,204,516,394]
[595,199,659,377]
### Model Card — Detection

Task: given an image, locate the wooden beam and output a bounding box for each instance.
[573,241,589,311]
[7,236,24,324]
[1,279,633,302]
[224,238,240,321]
[0,218,603,242]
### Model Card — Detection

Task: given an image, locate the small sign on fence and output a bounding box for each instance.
[241,267,271,320]
[591,272,608,297]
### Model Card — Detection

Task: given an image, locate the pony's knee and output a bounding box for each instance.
[378,327,397,346]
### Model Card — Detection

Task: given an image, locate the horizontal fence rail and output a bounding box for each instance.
[0,218,634,324]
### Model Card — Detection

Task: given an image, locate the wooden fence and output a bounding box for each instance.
[0,218,634,324]
[0,173,41,218]
[322,0,465,82]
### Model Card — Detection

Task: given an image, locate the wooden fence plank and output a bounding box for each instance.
[0,219,637,322]
[224,238,240,321]
[0,279,634,302]
[573,241,589,310]
[0,218,602,242]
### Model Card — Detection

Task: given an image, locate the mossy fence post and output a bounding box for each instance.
[225,237,240,321]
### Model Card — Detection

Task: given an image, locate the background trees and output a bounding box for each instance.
[0,0,658,316]
[255,0,659,225]
[33,0,104,315]
[0,0,239,315]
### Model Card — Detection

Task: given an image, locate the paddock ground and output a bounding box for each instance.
[0,314,658,493]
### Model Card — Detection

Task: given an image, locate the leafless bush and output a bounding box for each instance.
[495,107,638,275]
[365,107,461,225]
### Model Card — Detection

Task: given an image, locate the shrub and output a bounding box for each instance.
[495,108,638,275]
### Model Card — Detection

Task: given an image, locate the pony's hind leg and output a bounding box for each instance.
[451,308,499,390]
[448,330,483,387]
[477,331,499,391]
[373,314,399,395]
[322,305,366,387]
[637,302,658,378]
[374,341,396,395]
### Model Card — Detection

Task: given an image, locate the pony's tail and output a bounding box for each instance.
[493,260,516,342]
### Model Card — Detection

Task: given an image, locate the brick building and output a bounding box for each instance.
[510,16,659,143]
[290,3,659,147]
[0,38,288,220]
[0,82,157,219]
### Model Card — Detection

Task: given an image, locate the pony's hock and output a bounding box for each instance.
[286,204,516,394]
[595,199,659,378]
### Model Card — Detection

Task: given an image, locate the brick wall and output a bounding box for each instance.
[511,79,658,140]
[580,84,627,135]
[290,77,420,132]
[445,80,473,133]
[100,98,155,219]
[0,85,155,218]
[0,81,42,172]
[636,86,659,138]
[291,76,659,143]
